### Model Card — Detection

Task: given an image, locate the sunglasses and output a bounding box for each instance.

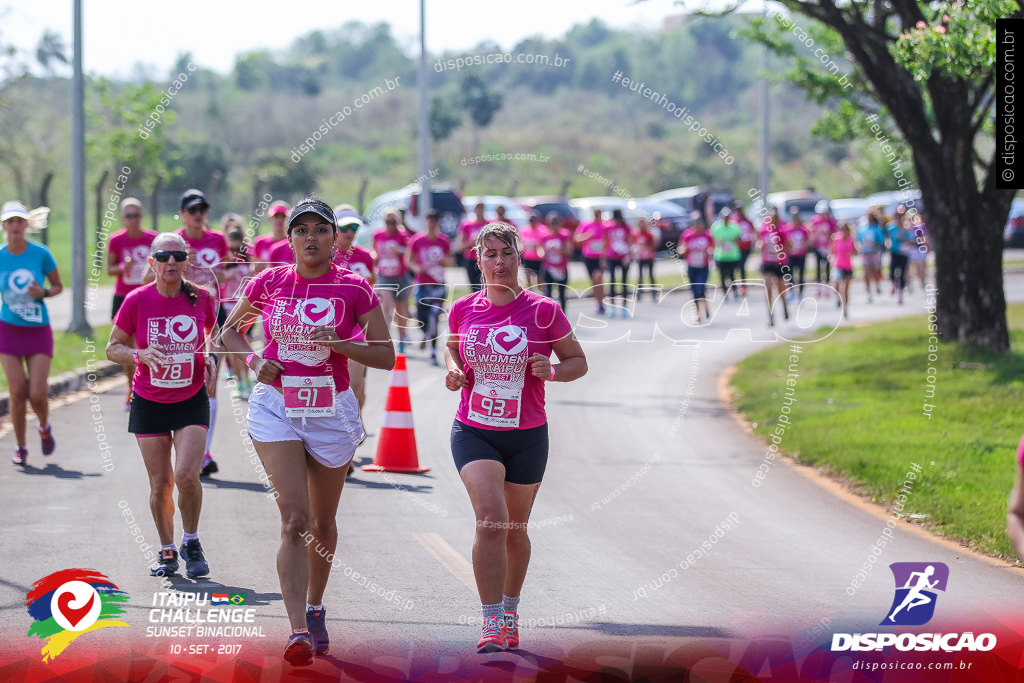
[123,213,142,219]
[152,251,188,263]
[185,205,208,214]
[337,224,358,233]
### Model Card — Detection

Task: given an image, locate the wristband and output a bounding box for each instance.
[42,288,51,298]
[549,365,556,381]
[246,352,258,370]
[132,351,139,364]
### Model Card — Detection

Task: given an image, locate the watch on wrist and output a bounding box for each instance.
[132,351,140,364]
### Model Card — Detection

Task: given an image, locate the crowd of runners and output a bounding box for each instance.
[0,190,589,664]
[8,185,1014,666]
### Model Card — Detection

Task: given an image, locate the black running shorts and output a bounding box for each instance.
[450,419,549,485]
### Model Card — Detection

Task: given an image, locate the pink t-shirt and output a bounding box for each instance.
[680,229,714,268]
[219,260,253,306]
[332,245,375,281]
[784,224,811,256]
[267,239,296,267]
[830,235,856,270]
[449,288,573,431]
[603,221,631,259]
[810,215,837,250]
[242,265,379,392]
[373,229,410,278]
[253,233,285,263]
[760,226,789,265]
[108,229,158,297]
[113,283,216,403]
[177,228,229,297]
[519,224,544,261]
[408,233,451,284]
[541,228,572,279]
[459,220,488,260]
[734,218,757,250]
[576,221,606,259]
[176,228,228,270]
[632,229,657,261]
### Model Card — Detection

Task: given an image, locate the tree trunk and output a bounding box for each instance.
[916,157,1013,353]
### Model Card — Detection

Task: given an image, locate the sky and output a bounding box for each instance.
[3,0,761,78]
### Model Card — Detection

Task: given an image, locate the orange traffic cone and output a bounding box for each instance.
[362,353,430,473]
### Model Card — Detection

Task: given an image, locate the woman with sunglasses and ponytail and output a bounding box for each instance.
[107,233,219,580]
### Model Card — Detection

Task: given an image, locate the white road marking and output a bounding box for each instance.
[412,531,476,593]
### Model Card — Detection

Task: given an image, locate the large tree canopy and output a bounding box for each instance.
[731,0,1016,352]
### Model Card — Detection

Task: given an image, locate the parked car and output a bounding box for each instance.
[647,185,734,224]
[516,196,577,230]
[359,183,465,248]
[1005,197,1024,248]
[461,195,530,226]
[864,190,924,221]
[827,198,869,226]
[763,190,828,222]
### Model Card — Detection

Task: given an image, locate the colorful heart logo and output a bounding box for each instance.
[50,581,101,632]
[57,592,94,628]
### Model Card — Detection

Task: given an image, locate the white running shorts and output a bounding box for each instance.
[247,382,364,468]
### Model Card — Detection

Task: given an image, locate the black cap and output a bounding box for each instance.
[179,189,209,211]
[287,198,337,231]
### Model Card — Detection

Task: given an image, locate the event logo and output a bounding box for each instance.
[25,569,129,662]
[295,298,335,327]
[486,325,528,356]
[881,562,949,626]
[167,315,198,344]
[7,268,33,294]
[194,247,220,268]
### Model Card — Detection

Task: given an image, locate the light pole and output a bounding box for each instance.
[69,0,91,336]
[417,0,431,218]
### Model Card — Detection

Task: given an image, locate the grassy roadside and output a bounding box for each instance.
[729,303,1024,560]
[0,324,114,394]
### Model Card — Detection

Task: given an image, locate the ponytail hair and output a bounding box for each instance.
[181,278,199,306]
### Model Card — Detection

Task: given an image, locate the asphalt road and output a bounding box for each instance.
[2,269,1023,679]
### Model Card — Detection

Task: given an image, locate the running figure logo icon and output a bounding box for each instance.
[881,562,949,626]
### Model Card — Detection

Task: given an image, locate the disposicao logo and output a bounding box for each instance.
[881,562,948,626]
[25,569,130,662]
[831,562,996,653]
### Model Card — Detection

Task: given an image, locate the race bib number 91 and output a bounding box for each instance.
[282,375,336,417]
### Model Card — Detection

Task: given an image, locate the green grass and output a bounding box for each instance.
[0,324,114,394]
[730,303,1024,560]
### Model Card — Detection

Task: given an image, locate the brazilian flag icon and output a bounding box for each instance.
[229,594,246,605]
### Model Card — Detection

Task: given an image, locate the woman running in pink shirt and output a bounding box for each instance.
[445,222,587,653]
[220,198,395,665]
[829,222,857,319]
